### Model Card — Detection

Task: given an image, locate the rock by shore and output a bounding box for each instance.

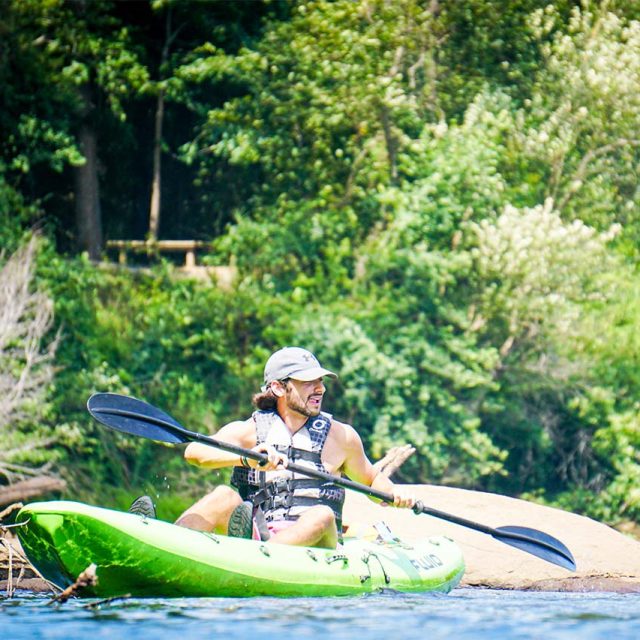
[344,484,640,592]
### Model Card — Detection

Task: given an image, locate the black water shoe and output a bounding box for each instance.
[129,495,157,519]
[228,501,254,539]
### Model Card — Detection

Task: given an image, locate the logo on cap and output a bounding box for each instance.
[263,347,337,386]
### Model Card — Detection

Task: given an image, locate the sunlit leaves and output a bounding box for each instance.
[470,198,620,351]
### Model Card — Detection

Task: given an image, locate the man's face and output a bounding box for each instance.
[283,377,326,417]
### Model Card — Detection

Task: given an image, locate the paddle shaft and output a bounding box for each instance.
[96,408,548,542]
[98,407,394,501]
[92,398,576,569]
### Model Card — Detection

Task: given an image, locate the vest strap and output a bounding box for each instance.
[249,477,332,504]
[271,444,322,464]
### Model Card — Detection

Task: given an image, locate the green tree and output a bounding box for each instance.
[140,0,283,240]
[1,0,149,257]
[506,6,640,248]
[182,0,443,290]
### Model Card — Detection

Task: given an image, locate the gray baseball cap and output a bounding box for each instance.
[263,347,337,388]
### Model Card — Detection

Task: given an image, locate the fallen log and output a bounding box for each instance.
[0,476,66,507]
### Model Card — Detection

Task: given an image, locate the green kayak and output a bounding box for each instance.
[17,500,465,598]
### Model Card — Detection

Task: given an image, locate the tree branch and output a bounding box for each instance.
[558,139,640,210]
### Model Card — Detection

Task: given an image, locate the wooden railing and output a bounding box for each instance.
[104,239,235,288]
[106,239,212,268]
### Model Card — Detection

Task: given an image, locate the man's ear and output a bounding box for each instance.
[271,381,286,398]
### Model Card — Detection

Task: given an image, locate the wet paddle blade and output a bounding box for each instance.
[87,393,190,444]
[494,525,576,571]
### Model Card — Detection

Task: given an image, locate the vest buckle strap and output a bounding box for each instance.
[273,444,293,459]
[272,476,293,493]
[269,494,294,510]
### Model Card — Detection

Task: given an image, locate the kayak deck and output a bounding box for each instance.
[17,501,465,598]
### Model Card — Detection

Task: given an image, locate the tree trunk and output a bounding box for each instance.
[148,87,165,241]
[380,105,398,184]
[74,84,103,260]
[148,5,174,241]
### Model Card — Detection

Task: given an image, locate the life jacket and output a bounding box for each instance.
[230,410,345,532]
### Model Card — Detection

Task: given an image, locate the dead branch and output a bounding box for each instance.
[47,564,98,604]
[4,536,14,597]
[558,138,640,210]
[0,236,60,482]
[81,593,132,609]
[0,536,60,595]
[0,503,23,522]
[0,236,59,428]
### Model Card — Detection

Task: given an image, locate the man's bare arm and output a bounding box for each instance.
[340,422,415,508]
[183,419,288,471]
[184,420,255,469]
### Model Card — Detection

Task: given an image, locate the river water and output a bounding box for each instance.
[2,588,640,639]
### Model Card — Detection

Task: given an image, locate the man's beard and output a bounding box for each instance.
[285,389,321,417]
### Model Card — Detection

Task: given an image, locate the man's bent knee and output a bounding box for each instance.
[307,505,336,528]
[176,485,242,532]
[202,484,242,507]
[302,505,337,541]
[307,506,338,548]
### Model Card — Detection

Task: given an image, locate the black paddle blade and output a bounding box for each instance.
[87,393,190,444]
[494,525,576,571]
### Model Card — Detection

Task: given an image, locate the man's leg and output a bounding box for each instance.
[268,505,338,549]
[175,485,242,533]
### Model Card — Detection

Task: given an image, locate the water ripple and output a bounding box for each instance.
[2,588,640,639]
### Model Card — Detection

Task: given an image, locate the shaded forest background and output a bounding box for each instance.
[2,0,640,527]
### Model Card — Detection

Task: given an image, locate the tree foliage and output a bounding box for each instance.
[1,0,640,528]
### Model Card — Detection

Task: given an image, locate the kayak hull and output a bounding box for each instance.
[17,501,465,598]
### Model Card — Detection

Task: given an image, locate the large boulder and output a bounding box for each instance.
[344,484,640,592]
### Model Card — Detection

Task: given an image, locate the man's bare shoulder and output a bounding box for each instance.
[218,418,253,431]
[328,418,361,447]
[327,418,371,479]
[215,417,256,446]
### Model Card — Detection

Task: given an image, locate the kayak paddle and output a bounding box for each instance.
[87,392,576,571]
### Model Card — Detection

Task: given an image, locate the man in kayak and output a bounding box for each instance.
[172,347,416,549]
